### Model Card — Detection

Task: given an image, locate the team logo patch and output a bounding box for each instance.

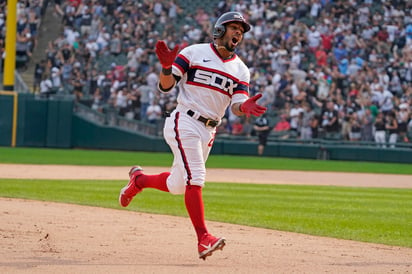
[191,68,238,95]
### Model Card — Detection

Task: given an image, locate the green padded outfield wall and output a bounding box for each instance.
[71,114,170,152]
[0,94,73,148]
[1,95,411,163]
[0,94,13,146]
[45,100,73,147]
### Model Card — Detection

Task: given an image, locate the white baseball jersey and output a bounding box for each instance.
[170,43,250,120]
[160,42,251,194]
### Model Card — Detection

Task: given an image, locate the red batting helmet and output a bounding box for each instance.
[213,11,251,39]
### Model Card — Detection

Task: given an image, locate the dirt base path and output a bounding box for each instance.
[1,164,411,273]
[1,164,411,188]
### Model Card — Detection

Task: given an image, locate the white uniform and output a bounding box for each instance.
[159,43,250,194]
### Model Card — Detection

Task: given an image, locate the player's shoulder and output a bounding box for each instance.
[181,43,211,52]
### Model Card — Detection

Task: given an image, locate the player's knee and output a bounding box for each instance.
[167,182,186,195]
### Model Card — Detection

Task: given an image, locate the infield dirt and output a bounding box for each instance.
[1,164,411,273]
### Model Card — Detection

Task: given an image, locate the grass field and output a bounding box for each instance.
[1,147,412,174]
[0,147,411,248]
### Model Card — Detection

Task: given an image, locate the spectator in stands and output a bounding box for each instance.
[361,108,374,142]
[146,97,162,125]
[87,68,99,97]
[321,100,340,134]
[386,111,399,148]
[91,88,104,113]
[377,84,395,116]
[289,101,304,133]
[115,87,130,116]
[146,66,159,90]
[126,46,139,71]
[28,9,40,49]
[31,0,412,144]
[274,114,291,132]
[349,112,362,142]
[407,113,412,140]
[98,70,113,103]
[315,45,328,67]
[300,102,315,140]
[39,73,54,98]
[374,112,387,147]
[71,68,85,101]
[194,7,209,29]
[126,85,141,120]
[137,79,153,122]
[216,117,231,136]
[50,66,63,93]
[58,41,75,65]
[109,31,122,56]
[389,70,403,98]
[16,27,33,70]
[61,61,74,89]
[231,118,244,136]
[397,102,410,143]
[253,115,270,156]
[79,5,92,36]
[257,83,275,111]
[333,42,348,63]
[33,59,46,93]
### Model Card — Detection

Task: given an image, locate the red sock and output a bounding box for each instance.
[185,185,208,241]
[138,172,170,192]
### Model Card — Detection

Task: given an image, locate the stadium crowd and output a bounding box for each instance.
[31,0,412,145]
[0,0,44,71]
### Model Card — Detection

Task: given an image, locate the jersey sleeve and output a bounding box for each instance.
[231,62,250,105]
[172,46,192,78]
[158,46,190,93]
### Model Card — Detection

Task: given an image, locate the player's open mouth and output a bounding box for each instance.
[232,37,239,46]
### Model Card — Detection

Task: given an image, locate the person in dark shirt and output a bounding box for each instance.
[374,112,386,147]
[386,111,398,148]
[33,59,46,93]
[253,115,270,156]
[321,100,340,133]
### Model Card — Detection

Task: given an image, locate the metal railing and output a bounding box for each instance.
[0,71,30,93]
[14,71,31,93]
[73,102,158,136]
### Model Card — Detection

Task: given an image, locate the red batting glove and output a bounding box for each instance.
[240,94,267,117]
[155,40,179,69]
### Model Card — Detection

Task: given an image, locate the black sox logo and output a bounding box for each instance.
[193,69,238,95]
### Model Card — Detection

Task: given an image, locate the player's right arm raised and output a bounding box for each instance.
[155,41,179,91]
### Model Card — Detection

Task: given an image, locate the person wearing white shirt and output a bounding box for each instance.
[289,102,304,132]
[377,85,394,115]
[40,74,53,97]
[146,98,162,124]
[307,26,321,52]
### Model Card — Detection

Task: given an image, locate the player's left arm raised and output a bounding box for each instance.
[232,94,267,117]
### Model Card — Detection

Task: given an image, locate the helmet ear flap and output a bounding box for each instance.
[213,25,226,39]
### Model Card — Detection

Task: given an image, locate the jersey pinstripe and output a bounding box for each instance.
[171,43,250,120]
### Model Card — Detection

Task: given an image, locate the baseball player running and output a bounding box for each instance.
[119,11,266,260]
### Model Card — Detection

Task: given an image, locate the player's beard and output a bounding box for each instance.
[223,40,236,52]
[215,36,241,56]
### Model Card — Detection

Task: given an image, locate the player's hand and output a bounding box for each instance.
[240,94,267,117]
[155,40,179,69]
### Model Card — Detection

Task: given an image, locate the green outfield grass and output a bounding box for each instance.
[1,146,411,174]
[0,179,411,248]
[0,147,411,248]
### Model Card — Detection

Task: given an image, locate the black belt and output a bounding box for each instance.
[187,110,218,127]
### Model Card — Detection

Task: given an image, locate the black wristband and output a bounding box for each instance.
[239,103,243,113]
[162,67,172,75]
